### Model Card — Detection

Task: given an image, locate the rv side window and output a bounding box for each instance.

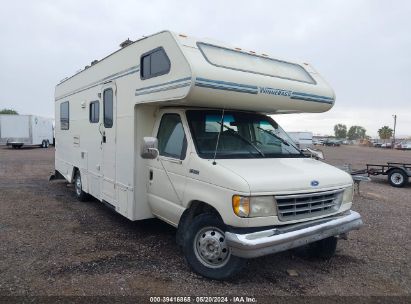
[157,114,187,160]
[103,89,113,128]
[89,100,99,123]
[60,101,69,130]
[140,47,170,80]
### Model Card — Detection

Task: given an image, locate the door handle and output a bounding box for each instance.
[149,169,153,181]
[103,135,106,143]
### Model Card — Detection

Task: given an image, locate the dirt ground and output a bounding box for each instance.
[0,145,410,299]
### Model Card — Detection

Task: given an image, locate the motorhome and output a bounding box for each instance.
[53,31,363,279]
[0,114,53,148]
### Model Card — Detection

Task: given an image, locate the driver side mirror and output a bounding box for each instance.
[141,137,159,159]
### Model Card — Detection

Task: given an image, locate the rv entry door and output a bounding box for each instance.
[101,82,117,204]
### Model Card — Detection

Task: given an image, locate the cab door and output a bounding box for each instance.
[101,82,117,203]
[147,113,189,224]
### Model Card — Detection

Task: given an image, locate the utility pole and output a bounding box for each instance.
[392,114,397,149]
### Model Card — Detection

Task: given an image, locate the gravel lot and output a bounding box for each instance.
[0,145,410,299]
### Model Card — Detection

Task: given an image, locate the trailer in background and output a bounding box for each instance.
[0,115,54,148]
[288,131,313,148]
[351,162,411,188]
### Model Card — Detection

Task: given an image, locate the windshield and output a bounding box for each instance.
[186,110,303,159]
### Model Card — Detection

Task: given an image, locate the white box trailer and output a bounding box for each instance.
[53,31,362,279]
[0,114,53,148]
[288,131,313,149]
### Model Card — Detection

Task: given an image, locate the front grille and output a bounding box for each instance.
[275,189,343,221]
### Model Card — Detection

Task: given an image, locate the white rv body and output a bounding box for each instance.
[54,31,362,279]
[0,114,53,148]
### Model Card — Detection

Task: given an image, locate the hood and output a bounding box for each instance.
[217,157,353,194]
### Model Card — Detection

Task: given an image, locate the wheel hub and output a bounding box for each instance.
[194,227,230,268]
[391,173,404,185]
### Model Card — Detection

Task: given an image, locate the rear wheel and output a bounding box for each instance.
[74,171,88,202]
[388,169,408,188]
[183,213,245,280]
[41,140,49,148]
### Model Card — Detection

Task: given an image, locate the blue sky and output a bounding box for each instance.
[0,0,410,137]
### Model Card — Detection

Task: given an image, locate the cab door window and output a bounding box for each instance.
[157,114,187,160]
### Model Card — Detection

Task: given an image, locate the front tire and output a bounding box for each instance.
[74,171,88,202]
[388,169,408,188]
[305,236,338,259]
[183,213,245,280]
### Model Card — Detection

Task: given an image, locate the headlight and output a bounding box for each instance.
[232,195,277,218]
[342,186,353,204]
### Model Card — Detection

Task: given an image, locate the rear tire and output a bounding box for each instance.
[182,213,246,280]
[388,169,408,188]
[41,140,48,148]
[74,171,88,202]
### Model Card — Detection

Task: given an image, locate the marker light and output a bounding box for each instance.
[232,195,250,217]
[343,186,353,204]
[232,195,277,218]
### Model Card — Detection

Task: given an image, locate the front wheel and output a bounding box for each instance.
[183,213,245,280]
[306,236,338,259]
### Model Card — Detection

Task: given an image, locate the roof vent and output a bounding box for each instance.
[91,60,98,66]
[119,38,133,48]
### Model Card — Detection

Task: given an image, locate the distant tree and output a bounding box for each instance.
[347,126,367,140]
[378,126,393,140]
[334,124,347,139]
[0,108,18,114]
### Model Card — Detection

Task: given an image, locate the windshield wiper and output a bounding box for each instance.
[217,122,265,157]
[257,126,303,155]
[256,126,291,146]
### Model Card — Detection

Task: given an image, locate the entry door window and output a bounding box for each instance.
[157,114,187,160]
[103,88,113,128]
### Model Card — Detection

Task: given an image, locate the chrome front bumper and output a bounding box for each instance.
[225,211,363,258]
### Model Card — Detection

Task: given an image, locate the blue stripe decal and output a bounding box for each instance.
[196,78,258,90]
[291,91,334,101]
[195,82,258,94]
[290,96,333,104]
[100,65,140,83]
[135,77,192,92]
[55,65,140,101]
[111,69,139,81]
[195,78,334,104]
[195,78,259,94]
[135,81,191,96]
